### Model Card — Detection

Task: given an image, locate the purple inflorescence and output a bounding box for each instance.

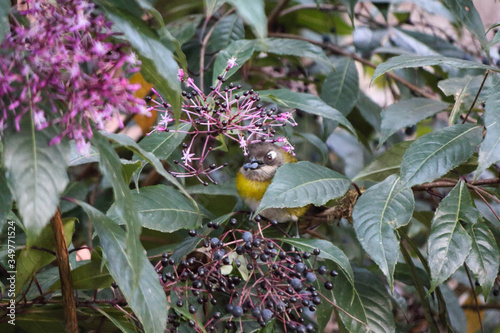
[147,57,297,184]
[0,0,148,154]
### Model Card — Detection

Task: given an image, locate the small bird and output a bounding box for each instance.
[235,142,309,223]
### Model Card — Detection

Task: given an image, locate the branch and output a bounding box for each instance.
[268,32,439,100]
[412,178,500,191]
[51,208,78,333]
[462,70,489,124]
[267,0,291,28]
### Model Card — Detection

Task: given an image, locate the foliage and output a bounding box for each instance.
[1,0,500,332]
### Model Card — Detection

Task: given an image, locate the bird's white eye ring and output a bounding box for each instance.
[267,151,277,161]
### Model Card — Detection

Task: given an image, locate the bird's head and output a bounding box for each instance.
[239,142,296,182]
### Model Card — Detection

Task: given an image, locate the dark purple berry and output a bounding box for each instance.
[290,278,303,291]
[252,307,261,318]
[176,300,183,307]
[189,229,196,237]
[325,281,334,290]
[317,266,327,275]
[231,305,243,317]
[261,309,273,322]
[188,305,196,314]
[242,231,253,242]
[306,272,317,282]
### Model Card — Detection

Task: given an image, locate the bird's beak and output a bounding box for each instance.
[243,158,262,171]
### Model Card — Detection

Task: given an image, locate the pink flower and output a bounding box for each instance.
[227,56,238,69]
[178,69,185,82]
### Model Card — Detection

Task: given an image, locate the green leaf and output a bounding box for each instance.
[166,15,202,46]
[0,169,12,232]
[428,181,478,292]
[321,58,359,116]
[92,133,144,288]
[207,14,244,53]
[356,91,382,130]
[108,185,201,232]
[256,161,351,214]
[379,98,449,145]
[3,122,69,240]
[68,141,99,166]
[340,0,357,24]
[441,0,487,48]
[104,11,182,119]
[258,89,356,136]
[354,141,412,181]
[16,218,75,294]
[93,306,138,333]
[333,269,368,332]
[256,38,332,68]
[77,201,167,333]
[121,159,142,185]
[212,40,256,83]
[102,132,193,200]
[353,175,414,290]
[226,0,266,39]
[353,268,396,333]
[51,251,113,290]
[372,55,498,82]
[280,238,354,286]
[0,0,10,43]
[186,181,238,196]
[137,122,190,160]
[400,124,483,188]
[476,90,500,177]
[466,222,500,299]
[205,0,225,17]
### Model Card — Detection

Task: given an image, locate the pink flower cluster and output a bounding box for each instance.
[148,58,297,184]
[0,0,148,154]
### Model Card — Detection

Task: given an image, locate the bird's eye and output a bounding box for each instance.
[266,151,277,161]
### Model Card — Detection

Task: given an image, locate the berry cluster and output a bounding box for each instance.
[155,219,338,332]
[147,59,297,184]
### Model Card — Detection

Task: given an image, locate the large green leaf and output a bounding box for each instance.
[3,122,69,239]
[207,14,244,53]
[280,238,354,286]
[16,218,75,294]
[428,181,478,292]
[256,161,351,213]
[476,90,500,177]
[108,185,201,232]
[212,40,256,83]
[354,141,412,182]
[104,11,182,118]
[137,122,190,160]
[353,175,414,290]
[321,57,359,116]
[226,0,266,39]
[0,0,10,43]
[256,38,332,68]
[0,169,12,232]
[400,124,482,188]
[372,55,498,82]
[441,0,487,48]
[77,201,167,333]
[354,268,396,333]
[92,133,144,288]
[333,270,368,332]
[379,98,449,145]
[258,89,356,136]
[465,222,500,299]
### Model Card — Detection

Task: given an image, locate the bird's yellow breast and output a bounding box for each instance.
[235,171,272,202]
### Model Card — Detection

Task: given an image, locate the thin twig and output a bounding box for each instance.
[268,32,439,100]
[199,9,235,92]
[462,70,489,124]
[463,263,484,333]
[412,177,500,191]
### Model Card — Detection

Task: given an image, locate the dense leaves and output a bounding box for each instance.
[2,1,500,332]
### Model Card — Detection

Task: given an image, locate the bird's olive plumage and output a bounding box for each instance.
[236,142,309,222]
